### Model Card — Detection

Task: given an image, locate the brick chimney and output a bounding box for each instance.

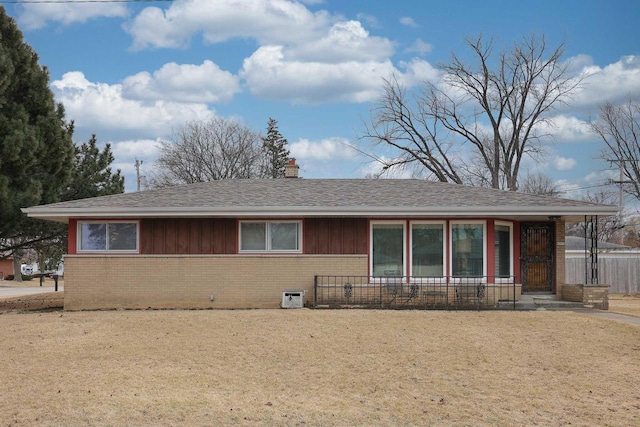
[284,158,299,178]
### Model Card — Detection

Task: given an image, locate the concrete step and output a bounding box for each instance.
[502,295,586,310]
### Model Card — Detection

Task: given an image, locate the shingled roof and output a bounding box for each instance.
[23,179,618,222]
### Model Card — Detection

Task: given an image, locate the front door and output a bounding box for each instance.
[520,222,555,293]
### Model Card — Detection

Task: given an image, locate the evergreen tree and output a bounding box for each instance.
[262,118,290,178]
[0,6,79,279]
[0,6,75,242]
[29,136,124,273]
[63,135,124,200]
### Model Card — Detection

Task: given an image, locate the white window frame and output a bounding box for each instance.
[369,220,406,281]
[449,220,487,281]
[77,220,139,253]
[409,220,447,281]
[238,220,302,253]
[494,220,514,283]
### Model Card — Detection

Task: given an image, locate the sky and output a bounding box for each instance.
[4,0,640,207]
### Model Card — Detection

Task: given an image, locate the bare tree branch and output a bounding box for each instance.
[150,117,266,187]
[591,99,640,201]
[360,33,583,190]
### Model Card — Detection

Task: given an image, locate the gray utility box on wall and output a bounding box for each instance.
[282,290,305,308]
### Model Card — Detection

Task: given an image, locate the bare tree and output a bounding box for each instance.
[565,191,624,243]
[591,99,640,201]
[519,172,561,197]
[150,117,266,187]
[360,34,582,190]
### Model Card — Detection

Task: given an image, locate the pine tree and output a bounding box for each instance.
[262,118,290,178]
[63,135,124,201]
[0,6,75,279]
[28,135,124,273]
[0,6,75,241]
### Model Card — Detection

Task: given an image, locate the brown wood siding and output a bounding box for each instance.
[164,219,177,254]
[304,218,368,254]
[140,218,237,254]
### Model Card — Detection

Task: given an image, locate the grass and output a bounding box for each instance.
[0,292,64,311]
[1,308,639,426]
[608,293,640,318]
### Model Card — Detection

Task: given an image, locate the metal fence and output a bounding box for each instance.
[313,275,518,310]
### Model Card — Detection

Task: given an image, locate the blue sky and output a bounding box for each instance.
[5,0,640,204]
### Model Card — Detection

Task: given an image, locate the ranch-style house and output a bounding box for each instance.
[23,162,617,310]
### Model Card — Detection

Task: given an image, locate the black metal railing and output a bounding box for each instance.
[313,275,518,310]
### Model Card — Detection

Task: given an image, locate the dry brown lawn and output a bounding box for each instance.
[608,293,640,318]
[0,292,64,312]
[1,308,639,426]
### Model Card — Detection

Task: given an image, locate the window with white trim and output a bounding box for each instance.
[450,221,486,277]
[410,221,446,277]
[494,221,513,279]
[239,221,301,252]
[78,221,139,252]
[370,221,405,277]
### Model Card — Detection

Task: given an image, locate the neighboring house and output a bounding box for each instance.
[565,235,630,251]
[23,163,618,310]
[0,257,14,280]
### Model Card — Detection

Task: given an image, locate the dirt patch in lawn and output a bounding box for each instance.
[1,309,639,426]
[609,293,640,318]
[0,292,63,312]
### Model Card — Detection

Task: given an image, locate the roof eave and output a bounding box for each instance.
[23,205,620,221]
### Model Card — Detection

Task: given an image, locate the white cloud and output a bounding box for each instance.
[124,0,449,105]
[17,0,128,30]
[240,41,439,104]
[111,139,162,160]
[571,55,640,110]
[51,72,214,137]
[555,179,581,195]
[288,20,394,63]
[126,0,333,50]
[122,61,240,103]
[399,17,419,28]
[554,156,577,171]
[397,58,440,85]
[544,115,595,143]
[584,169,617,184]
[405,38,433,56]
[356,157,416,179]
[240,45,397,103]
[290,137,358,160]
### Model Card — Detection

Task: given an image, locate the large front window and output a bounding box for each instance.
[411,222,445,277]
[371,222,404,277]
[239,221,301,252]
[78,221,138,252]
[451,222,485,277]
[370,220,514,280]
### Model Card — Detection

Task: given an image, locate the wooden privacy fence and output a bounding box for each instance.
[566,252,640,294]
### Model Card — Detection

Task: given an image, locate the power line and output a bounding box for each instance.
[1,0,173,4]
[559,182,614,193]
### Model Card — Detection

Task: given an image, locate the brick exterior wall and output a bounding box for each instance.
[561,284,583,302]
[583,285,609,310]
[64,255,367,310]
[561,284,609,309]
